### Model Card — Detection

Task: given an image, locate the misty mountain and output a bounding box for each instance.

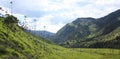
[53,9,120,48]
[28,30,55,40]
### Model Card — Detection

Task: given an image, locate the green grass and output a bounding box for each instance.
[0,17,120,59]
[75,48,120,59]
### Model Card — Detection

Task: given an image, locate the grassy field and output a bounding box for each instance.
[71,48,120,59]
[49,48,120,59]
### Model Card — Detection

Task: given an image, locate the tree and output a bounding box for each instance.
[0,7,2,17]
[10,1,13,15]
[43,25,46,50]
[33,19,37,33]
[20,16,28,30]
[4,15,19,24]
[0,7,4,17]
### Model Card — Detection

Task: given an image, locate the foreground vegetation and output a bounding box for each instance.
[0,16,120,59]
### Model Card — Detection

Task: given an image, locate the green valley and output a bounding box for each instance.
[0,12,120,59]
[0,0,120,59]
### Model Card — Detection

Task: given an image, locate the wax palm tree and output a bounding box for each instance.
[0,7,4,17]
[10,1,13,15]
[43,25,46,50]
[0,7,2,17]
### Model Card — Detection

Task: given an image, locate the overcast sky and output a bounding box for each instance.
[0,0,120,33]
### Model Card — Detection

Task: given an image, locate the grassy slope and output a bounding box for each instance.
[0,17,120,59]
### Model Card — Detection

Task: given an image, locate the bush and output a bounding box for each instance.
[4,15,19,24]
[0,45,8,55]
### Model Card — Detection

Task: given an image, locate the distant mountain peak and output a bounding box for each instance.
[27,30,55,40]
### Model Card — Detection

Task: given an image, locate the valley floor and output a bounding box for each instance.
[48,48,120,59]
[71,48,120,59]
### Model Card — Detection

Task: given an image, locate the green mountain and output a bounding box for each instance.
[54,9,120,48]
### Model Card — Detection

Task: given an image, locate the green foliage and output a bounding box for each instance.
[4,15,19,24]
[0,45,8,55]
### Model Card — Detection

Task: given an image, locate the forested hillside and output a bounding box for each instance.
[54,9,120,48]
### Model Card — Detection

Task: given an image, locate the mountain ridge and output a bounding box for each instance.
[26,30,55,40]
[53,9,120,48]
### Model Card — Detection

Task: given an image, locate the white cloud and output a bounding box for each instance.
[0,0,120,33]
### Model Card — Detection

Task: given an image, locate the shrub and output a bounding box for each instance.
[0,45,8,55]
[4,15,19,24]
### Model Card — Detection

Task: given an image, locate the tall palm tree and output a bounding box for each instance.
[43,25,46,50]
[5,11,8,14]
[0,7,4,17]
[24,16,28,29]
[0,7,2,12]
[10,1,13,15]
[0,7,2,17]
[33,19,37,34]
